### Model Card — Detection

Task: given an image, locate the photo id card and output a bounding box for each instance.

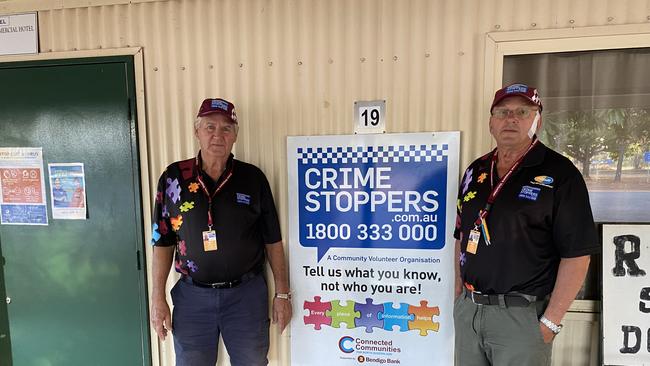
[202,230,218,251]
[467,229,480,254]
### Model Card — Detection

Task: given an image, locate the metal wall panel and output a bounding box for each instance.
[2,0,648,364]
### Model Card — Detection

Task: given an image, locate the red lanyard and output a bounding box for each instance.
[474,138,539,227]
[195,159,233,230]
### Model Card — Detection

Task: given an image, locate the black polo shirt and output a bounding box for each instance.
[453,141,599,297]
[152,153,282,283]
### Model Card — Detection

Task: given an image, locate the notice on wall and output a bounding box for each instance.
[0,147,48,225]
[48,163,87,220]
[602,224,650,365]
[0,12,38,55]
[288,132,459,366]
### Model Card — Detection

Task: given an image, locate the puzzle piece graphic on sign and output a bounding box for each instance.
[463,191,476,202]
[171,215,183,232]
[326,300,360,329]
[408,300,441,336]
[379,303,414,332]
[156,191,163,203]
[354,298,384,333]
[162,204,170,218]
[460,251,467,266]
[151,223,161,244]
[477,172,487,183]
[166,178,181,203]
[303,296,332,330]
[180,201,195,212]
[188,182,200,193]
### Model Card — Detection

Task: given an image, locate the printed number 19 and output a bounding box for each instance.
[361,108,380,126]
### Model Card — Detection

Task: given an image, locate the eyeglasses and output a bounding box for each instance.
[491,107,538,120]
[202,122,237,135]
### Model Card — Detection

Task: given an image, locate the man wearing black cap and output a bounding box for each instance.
[150,98,291,366]
[453,84,599,365]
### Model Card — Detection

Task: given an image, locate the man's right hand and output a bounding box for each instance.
[151,298,172,341]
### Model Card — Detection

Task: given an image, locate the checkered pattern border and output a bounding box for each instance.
[297,145,449,164]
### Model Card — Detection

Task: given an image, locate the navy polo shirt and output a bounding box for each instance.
[151,153,282,283]
[453,141,599,297]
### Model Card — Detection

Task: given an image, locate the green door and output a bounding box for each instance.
[0,239,12,366]
[0,57,151,366]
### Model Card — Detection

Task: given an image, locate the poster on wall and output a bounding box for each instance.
[602,224,650,365]
[288,132,459,366]
[0,147,48,225]
[48,163,87,220]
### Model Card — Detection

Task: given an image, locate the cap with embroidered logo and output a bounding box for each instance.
[196,98,238,123]
[491,83,543,113]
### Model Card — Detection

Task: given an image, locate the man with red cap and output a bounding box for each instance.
[453,84,599,365]
[150,98,291,366]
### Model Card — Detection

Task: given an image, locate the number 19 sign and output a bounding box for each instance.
[354,100,386,134]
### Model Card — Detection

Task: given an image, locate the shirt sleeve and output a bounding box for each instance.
[453,167,468,240]
[151,169,177,247]
[552,170,600,257]
[259,171,283,244]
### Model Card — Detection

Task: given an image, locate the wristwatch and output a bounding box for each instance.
[539,315,563,334]
[275,292,292,300]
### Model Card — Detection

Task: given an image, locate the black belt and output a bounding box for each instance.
[464,288,538,307]
[182,266,263,289]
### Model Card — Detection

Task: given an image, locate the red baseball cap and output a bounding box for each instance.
[196,98,238,123]
[491,83,543,113]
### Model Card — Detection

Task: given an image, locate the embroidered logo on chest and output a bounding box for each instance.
[518,185,541,201]
[236,193,251,205]
[531,175,554,188]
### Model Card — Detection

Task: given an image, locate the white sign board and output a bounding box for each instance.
[603,224,650,365]
[0,12,38,55]
[354,100,386,134]
[288,132,459,365]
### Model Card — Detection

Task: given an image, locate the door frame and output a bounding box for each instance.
[0,47,156,364]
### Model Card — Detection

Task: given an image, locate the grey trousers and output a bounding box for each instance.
[454,290,553,366]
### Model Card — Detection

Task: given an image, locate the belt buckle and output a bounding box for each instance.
[471,290,483,305]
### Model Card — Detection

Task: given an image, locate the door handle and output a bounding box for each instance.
[5,297,9,304]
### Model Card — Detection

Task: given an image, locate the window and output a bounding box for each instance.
[503,48,650,223]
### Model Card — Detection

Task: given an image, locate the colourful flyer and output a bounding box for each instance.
[0,147,48,225]
[48,163,87,220]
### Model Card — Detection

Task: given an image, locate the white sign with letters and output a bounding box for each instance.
[354,100,386,134]
[288,132,459,366]
[0,12,38,55]
[602,224,650,365]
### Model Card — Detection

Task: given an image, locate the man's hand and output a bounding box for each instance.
[272,297,292,333]
[151,298,172,341]
[539,322,555,344]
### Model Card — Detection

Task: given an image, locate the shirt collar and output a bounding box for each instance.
[521,138,546,168]
[195,151,235,183]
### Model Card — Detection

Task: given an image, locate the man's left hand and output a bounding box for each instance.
[539,322,556,344]
[272,297,292,333]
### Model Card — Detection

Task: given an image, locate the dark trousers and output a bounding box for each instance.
[171,274,270,366]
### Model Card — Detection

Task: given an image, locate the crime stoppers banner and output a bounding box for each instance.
[288,132,459,365]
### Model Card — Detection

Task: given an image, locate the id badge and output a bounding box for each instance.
[202,230,218,251]
[467,229,480,255]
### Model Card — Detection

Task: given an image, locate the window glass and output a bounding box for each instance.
[504,49,650,224]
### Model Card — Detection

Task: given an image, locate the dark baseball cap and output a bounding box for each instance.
[196,98,238,123]
[491,83,543,113]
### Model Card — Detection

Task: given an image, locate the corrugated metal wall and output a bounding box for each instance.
[2,0,649,364]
